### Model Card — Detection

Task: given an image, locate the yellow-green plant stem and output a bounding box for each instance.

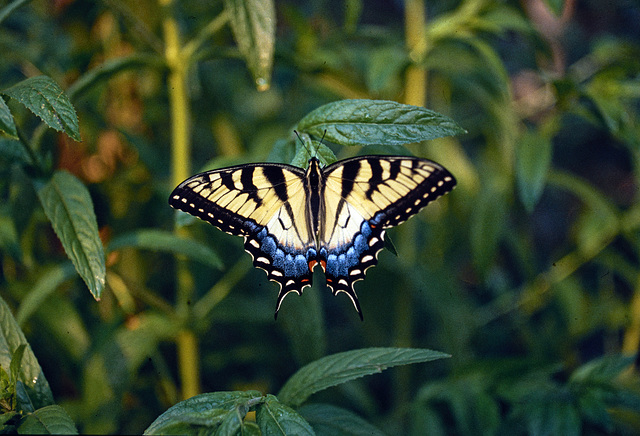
[404,0,427,107]
[393,0,428,417]
[160,0,200,400]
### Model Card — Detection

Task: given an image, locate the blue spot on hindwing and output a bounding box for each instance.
[272,248,285,268]
[326,254,340,276]
[354,233,367,253]
[306,247,317,261]
[294,255,308,276]
[360,221,373,237]
[324,219,379,279]
[261,235,277,257]
[257,228,268,240]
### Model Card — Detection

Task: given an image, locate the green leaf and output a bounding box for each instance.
[107,229,223,270]
[33,298,89,362]
[470,183,507,275]
[528,396,581,436]
[0,211,21,259]
[215,398,250,436]
[0,97,17,138]
[0,138,30,166]
[36,171,105,300]
[144,391,262,435]
[277,347,450,407]
[2,76,80,142]
[256,395,315,436]
[570,354,635,385]
[0,296,54,411]
[298,403,386,436]
[296,99,466,147]
[9,345,26,385]
[17,405,78,435]
[15,263,77,326]
[516,129,553,211]
[224,0,276,90]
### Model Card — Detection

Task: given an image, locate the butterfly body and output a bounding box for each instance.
[170,155,456,319]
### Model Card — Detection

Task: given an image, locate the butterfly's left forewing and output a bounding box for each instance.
[169,163,316,317]
[320,156,456,317]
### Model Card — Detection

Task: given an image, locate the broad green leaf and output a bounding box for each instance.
[224,0,276,90]
[2,76,80,142]
[36,171,105,299]
[277,347,450,407]
[516,129,552,211]
[296,99,465,147]
[107,229,223,269]
[0,97,17,138]
[144,391,262,435]
[16,263,77,326]
[0,296,54,410]
[298,403,386,436]
[256,395,315,436]
[17,405,78,435]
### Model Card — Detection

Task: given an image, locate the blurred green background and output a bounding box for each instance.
[1,0,640,434]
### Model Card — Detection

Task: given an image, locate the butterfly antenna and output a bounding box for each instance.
[294,130,325,159]
[313,129,327,158]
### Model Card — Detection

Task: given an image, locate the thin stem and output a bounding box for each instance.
[15,125,43,174]
[0,0,31,26]
[182,9,230,63]
[404,0,427,106]
[159,0,200,400]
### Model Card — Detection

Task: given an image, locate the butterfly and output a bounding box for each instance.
[169,154,456,319]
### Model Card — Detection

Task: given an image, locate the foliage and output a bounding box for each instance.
[1,0,640,434]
